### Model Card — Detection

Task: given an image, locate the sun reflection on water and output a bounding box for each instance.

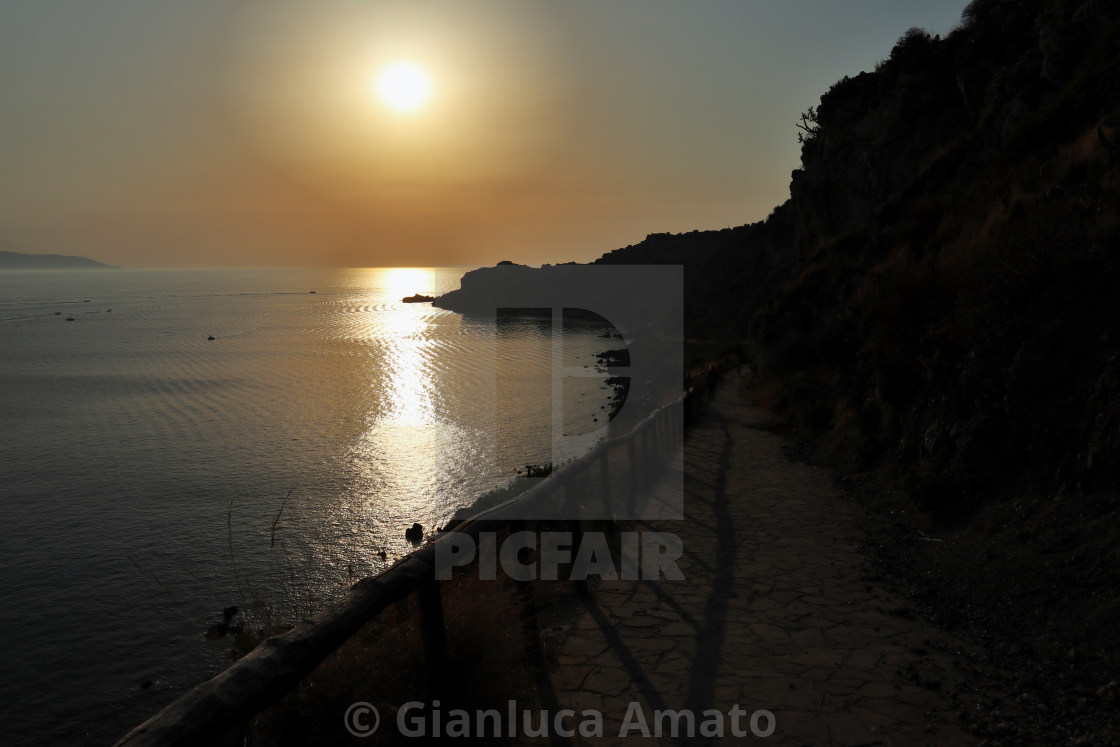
[326,267,615,570]
[341,267,478,548]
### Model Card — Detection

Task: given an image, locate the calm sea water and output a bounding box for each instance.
[0,267,615,745]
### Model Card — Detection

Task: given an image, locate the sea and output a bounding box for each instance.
[0,267,617,745]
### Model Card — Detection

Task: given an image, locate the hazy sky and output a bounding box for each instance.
[1,1,966,268]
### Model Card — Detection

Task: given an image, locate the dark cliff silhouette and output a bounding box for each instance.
[595,0,1120,521]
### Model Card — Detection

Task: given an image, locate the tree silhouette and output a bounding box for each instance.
[796,106,821,143]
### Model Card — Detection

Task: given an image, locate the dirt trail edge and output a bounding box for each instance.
[547,374,987,746]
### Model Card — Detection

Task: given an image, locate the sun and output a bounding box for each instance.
[376,62,431,112]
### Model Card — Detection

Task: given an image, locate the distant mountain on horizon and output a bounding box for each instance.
[0,250,118,269]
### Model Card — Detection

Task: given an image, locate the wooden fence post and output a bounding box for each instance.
[626,436,638,518]
[642,424,653,489]
[598,450,612,521]
[567,473,588,597]
[518,577,543,663]
[418,577,447,697]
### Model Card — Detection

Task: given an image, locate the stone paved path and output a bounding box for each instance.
[546,375,980,746]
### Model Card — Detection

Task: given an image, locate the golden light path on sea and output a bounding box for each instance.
[338,268,488,555]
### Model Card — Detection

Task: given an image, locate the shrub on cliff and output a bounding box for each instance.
[890,27,935,65]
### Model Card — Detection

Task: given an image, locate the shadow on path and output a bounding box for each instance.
[546,375,981,746]
[681,411,736,737]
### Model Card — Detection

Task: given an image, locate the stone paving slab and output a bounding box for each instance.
[546,375,981,746]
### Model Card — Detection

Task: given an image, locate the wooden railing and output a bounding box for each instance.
[115,395,687,746]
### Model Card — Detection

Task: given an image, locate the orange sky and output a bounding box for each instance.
[0,1,967,268]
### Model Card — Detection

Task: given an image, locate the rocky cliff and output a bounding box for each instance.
[437,0,1120,522]
[596,0,1120,523]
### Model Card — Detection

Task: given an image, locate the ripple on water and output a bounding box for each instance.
[0,267,621,746]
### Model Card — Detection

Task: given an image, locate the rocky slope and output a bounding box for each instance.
[599,0,1120,518]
